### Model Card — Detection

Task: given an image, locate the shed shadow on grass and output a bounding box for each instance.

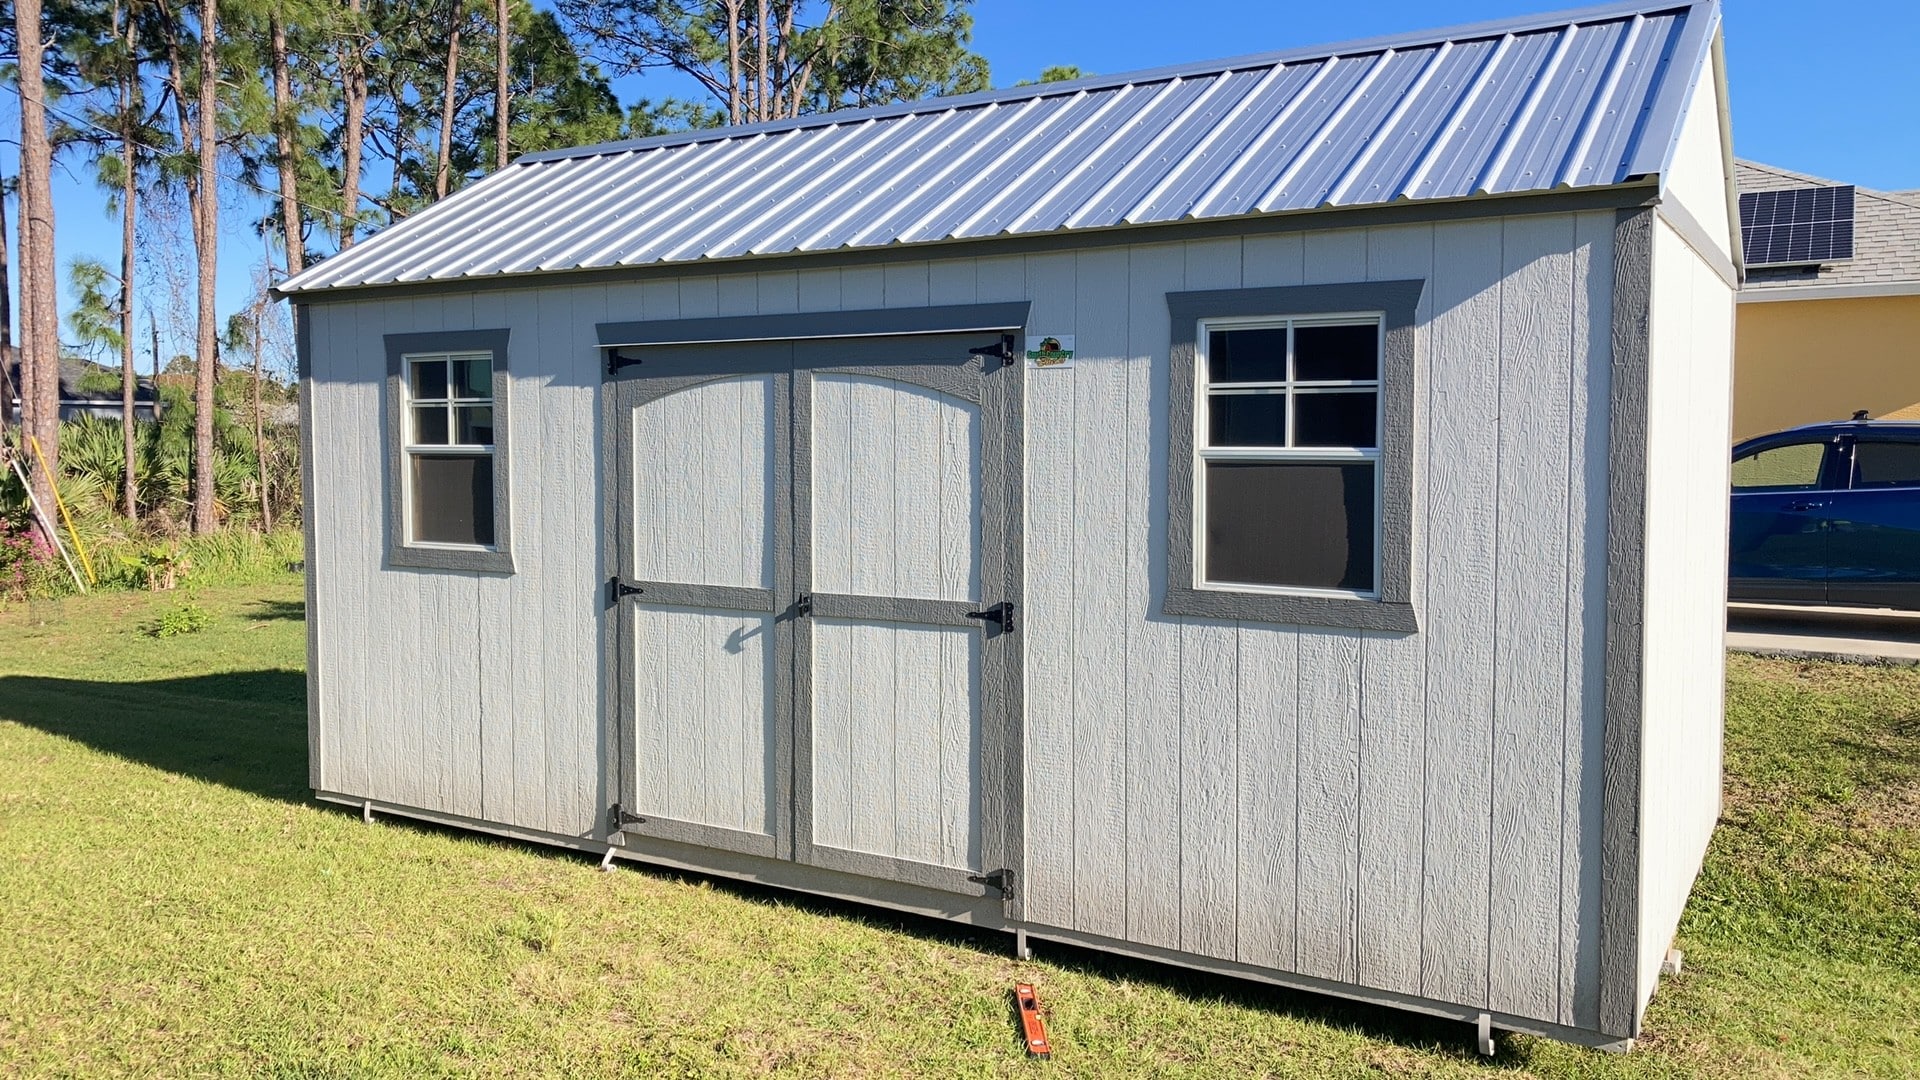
[0,671,308,804]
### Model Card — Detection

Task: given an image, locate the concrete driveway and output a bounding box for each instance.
[1727,603,1920,664]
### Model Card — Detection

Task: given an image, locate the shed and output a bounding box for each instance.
[277,0,1739,1052]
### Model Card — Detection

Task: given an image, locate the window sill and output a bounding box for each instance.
[388,543,515,574]
[1163,582,1416,633]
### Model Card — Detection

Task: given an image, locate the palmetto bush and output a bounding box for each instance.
[0,382,303,600]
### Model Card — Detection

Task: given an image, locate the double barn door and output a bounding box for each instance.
[607,332,1019,899]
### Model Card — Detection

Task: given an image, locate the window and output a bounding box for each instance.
[1851,439,1920,489]
[1164,282,1422,632]
[384,329,513,573]
[1731,440,1827,492]
[1200,319,1381,594]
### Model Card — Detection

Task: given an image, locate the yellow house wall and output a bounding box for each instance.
[1733,294,1920,441]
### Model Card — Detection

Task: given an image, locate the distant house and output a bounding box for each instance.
[1734,160,1920,440]
[4,356,163,424]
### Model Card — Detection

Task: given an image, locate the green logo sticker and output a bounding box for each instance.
[1025,334,1075,369]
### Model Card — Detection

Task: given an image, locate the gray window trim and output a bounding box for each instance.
[384,328,515,574]
[1164,281,1422,632]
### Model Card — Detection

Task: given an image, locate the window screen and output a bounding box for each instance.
[1199,319,1381,594]
[1731,441,1826,491]
[1852,439,1920,489]
[406,352,498,547]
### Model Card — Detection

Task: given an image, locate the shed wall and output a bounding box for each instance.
[307,210,1617,1031]
[1634,219,1734,1016]
[1661,69,1733,264]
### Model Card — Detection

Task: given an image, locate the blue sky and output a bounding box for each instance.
[7,0,1918,362]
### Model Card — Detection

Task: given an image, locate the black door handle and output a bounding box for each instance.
[966,601,1015,634]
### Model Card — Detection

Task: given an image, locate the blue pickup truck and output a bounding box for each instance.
[1730,418,1920,610]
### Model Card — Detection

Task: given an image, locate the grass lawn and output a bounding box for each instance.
[1,580,1915,1077]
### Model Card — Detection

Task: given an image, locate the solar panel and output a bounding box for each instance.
[1738,185,1855,267]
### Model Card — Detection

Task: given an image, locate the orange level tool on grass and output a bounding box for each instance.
[1015,983,1051,1058]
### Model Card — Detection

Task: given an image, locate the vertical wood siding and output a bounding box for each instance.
[308,209,1617,1027]
[1635,219,1733,1011]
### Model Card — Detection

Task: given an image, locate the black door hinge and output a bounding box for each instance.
[606,348,646,375]
[608,577,644,606]
[968,867,1015,899]
[608,803,646,831]
[965,600,1016,634]
[968,333,1018,368]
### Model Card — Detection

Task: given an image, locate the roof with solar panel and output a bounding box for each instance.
[1737,160,1920,294]
[280,0,1723,297]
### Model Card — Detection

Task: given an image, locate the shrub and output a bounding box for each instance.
[144,602,212,638]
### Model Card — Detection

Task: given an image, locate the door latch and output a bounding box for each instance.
[968,867,1015,899]
[965,600,1015,634]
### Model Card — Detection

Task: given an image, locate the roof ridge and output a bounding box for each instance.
[518,0,1701,166]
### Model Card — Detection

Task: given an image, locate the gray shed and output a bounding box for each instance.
[277,0,1739,1052]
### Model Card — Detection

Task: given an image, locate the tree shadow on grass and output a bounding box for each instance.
[245,599,307,622]
[0,671,308,804]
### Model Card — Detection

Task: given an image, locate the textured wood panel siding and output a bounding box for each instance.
[307,210,1620,1029]
[309,283,607,837]
[1635,218,1733,1012]
[989,214,1616,1028]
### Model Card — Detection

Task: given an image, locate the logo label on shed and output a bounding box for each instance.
[1025,335,1075,370]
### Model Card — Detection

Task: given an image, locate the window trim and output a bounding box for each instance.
[384,329,514,574]
[1164,282,1422,632]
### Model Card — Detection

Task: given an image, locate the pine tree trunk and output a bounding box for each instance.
[272,13,303,277]
[120,3,140,520]
[725,0,741,124]
[341,0,367,248]
[0,169,12,447]
[15,0,61,525]
[756,0,770,122]
[435,7,462,200]
[191,0,220,535]
[494,0,509,170]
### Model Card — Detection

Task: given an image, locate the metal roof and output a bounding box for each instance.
[280,0,1721,297]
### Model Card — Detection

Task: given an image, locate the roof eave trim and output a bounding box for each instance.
[276,180,1659,301]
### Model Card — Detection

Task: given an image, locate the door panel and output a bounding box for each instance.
[810,374,982,602]
[1826,439,1920,609]
[612,369,790,859]
[1728,437,1837,604]
[1728,493,1830,603]
[791,343,1014,899]
[810,618,981,870]
[631,376,776,590]
[632,605,777,837]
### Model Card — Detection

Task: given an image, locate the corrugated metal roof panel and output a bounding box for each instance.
[280,0,1720,296]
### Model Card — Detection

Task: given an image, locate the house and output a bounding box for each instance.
[275,0,1737,1053]
[1733,160,1920,440]
[4,356,163,424]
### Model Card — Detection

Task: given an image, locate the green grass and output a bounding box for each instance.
[1,581,1915,1077]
